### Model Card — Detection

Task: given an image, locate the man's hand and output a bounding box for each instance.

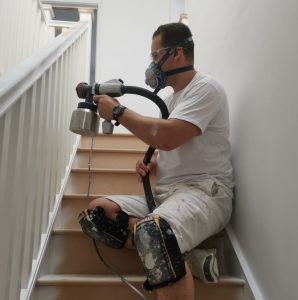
[136,159,156,182]
[93,95,119,120]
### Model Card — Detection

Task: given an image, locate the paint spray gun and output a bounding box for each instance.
[69,79,124,135]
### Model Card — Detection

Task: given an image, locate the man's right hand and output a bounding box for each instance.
[135,159,156,182]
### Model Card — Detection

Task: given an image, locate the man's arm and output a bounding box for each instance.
[118,109,200,150]
[94,94,201,151]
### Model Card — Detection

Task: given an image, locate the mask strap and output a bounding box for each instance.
[157,48,175,67]
[153,87,161,94]
[153,65,194,94]
[165,65,194,77]
[157,37,194,68]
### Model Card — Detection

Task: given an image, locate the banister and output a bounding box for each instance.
[0,21,88,118]
[0,12,91,299]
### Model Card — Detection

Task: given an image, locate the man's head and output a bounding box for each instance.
[152,23,194,63]
[145,22,195,91]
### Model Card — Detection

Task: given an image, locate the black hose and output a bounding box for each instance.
[77,83,170,213]
[121,86,169,212]
[121,86,169,119]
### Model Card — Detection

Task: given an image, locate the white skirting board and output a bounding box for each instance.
[226,225,265,300]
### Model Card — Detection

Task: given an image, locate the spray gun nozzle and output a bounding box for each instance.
[76,82,93,100]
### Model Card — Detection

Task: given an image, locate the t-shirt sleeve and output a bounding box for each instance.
[169,83,221,133]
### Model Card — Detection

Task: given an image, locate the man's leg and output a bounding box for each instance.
[134,215,188,294]
[89,197,120,218]
[156,262,195,300]
[86,199,195,299]
[88,197,139,249]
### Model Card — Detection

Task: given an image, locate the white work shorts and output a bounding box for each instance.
[107,178,232,254]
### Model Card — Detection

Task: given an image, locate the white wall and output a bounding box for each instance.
[96,0,187,132]
[186,0,298,299]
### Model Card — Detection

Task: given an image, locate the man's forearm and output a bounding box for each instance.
[117,108,172,150]
[93,94,200,150]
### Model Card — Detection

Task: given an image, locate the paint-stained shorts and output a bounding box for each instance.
[106,178,232,254]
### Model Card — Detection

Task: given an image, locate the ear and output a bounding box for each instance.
[173,47,183,61]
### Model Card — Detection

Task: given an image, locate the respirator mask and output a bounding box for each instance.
[145,37,194,91]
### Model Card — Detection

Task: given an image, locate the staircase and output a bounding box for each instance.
[32,134,246,300]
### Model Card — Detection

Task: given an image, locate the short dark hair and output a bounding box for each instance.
[153,23,194,61]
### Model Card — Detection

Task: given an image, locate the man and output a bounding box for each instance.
[80,23,233,300]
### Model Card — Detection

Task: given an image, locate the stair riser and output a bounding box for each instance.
[46,234,145,275]
[55,197,227,243]
[33,283,243,300]
[44,232,226,275]
[33,284,155,300]
[64,172,155,195]
[54,198,92,230]
[72,151,156,169]
[80,135,147,150]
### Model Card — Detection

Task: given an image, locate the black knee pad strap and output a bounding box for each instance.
[78,206,129,249]
[134,215,186,291]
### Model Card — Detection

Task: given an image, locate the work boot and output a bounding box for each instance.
[186,248,219,283]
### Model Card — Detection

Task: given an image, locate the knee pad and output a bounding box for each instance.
[134,215,186,291]
[78,206,129,249]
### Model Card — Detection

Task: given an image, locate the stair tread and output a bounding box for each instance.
[77,148,150,153]
[62,193,144,199]
[63,194,105,199]
[52,228,225,238]
[83,133,141,138]
[80,134,148,149]
[37,274,245,286]
[94,133,139,137]
[37,274,146,285]
[71,168,136,173]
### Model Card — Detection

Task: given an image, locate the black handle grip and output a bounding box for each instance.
[76,82,92,99]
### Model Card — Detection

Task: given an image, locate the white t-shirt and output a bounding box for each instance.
[156,72,234,191]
